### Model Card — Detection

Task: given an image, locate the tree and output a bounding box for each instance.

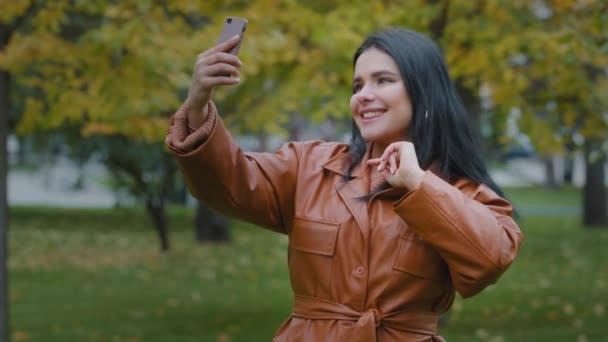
[98,136,180,251]
[0,36,9,341]
[4,2,606,257]
[1,2,40,339]
[195,202,230,243]
[0,1,235,251]
[441,0,608,226]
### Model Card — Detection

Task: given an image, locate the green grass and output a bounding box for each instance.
[7,196,608,341]
[503,186,581,208]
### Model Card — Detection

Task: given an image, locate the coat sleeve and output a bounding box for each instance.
[166,102,298,234]
[393,171,524,298]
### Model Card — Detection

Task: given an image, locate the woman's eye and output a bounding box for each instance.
[378,78,392,84]
[352,84,362,93]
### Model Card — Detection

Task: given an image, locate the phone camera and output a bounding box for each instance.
[227,18,232,23]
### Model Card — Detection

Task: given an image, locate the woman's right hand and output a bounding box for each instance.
[185,35,243,127]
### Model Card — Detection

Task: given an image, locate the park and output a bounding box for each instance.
[1,1,607,341]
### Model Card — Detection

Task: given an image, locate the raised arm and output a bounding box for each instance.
[165,36,297,233]
[167,101,300,233]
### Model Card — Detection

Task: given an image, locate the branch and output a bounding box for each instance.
[428,0,450,40]
[106,154,148,196]
[5,1,38,32]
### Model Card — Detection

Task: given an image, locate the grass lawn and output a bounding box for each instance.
[7,189,608,341]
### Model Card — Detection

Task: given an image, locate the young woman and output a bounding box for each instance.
[166,28,523,342]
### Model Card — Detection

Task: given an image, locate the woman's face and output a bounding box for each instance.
[350,48,413,151]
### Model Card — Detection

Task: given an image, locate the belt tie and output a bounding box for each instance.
[292,295,439,342]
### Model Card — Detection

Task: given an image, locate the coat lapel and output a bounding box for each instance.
[322,145,373,242]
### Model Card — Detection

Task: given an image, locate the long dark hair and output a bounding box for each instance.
[346,28,505,198]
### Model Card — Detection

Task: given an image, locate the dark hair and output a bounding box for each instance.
[346,28,505,198]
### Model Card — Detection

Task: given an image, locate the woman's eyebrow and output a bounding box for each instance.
[353,70,400,83]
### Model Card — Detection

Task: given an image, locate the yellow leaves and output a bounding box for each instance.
[551,0,577,10]
[83,116,168,143]
[5,0,606,151]
[82,122,119,136]
[31,0,69,33]
[562,109,578,128]
[519,113,564,154]
[125,117,169,143]
[0,0,32,24]
[16,98,44,135]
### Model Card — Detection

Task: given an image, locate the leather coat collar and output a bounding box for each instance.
[321,143,373,179]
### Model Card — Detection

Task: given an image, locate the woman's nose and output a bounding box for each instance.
[356,86,375,103]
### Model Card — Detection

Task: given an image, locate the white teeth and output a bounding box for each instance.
[362,111,383,119]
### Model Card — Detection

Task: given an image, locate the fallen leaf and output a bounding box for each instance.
[563,303,575,316]
[13,331,28,342]
[217,332,230,342]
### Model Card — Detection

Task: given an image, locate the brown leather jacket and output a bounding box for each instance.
[166,102,524,342]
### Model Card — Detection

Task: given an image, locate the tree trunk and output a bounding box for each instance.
[194,202,230,243]
[0,25,11,342]
[544,155,558,189]
[257,133,267,152]
[146,198,169,251]
[583,140,607,227]
[563,156,574,184]
[288,113,305,142]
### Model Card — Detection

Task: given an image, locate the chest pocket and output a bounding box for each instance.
[392,235,447,281]
[288,217,340,297]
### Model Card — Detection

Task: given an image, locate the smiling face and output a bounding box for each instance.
[350,48,413,156]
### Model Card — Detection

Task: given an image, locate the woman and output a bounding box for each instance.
[166,28,523,342]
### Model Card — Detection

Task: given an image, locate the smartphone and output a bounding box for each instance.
[217,17,248,55]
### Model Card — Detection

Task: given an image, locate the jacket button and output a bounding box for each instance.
[354,266,366,277]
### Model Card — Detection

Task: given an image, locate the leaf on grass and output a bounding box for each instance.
[546,310,560,320]
[191,291,201,302]
[573,318,584,329]
[166,298,179,307]
[13,331,28,342]
[563,303,575,316]
[217,332,230,342]
[475,328,489,339]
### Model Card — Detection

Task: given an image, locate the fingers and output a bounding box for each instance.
[201,52,243,67]
[201,35,241,57]
[389,153,398,174]
[370,141,422,189]
[367,158,381,166]
[377,143,401,172]
[203,76,241,88]
[203,63,241,78]
[376,151,398,173]
[192,52,243,92]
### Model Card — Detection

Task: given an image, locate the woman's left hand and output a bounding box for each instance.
[367,142,426,190]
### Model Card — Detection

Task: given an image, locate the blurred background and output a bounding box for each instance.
[1,0,607,341]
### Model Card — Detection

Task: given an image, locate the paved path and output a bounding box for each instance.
[7,156,583,216]
[8,158,115,208]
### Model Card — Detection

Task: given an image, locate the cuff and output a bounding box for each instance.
[165,101,217,153]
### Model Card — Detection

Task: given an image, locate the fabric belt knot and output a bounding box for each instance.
[292,295,439,342]
[355,308,382,342]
